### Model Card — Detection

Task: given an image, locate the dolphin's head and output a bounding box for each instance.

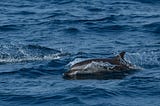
[63,69,79,79]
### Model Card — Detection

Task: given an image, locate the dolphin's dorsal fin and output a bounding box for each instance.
[115,52,126,60]
[119,51,125,59]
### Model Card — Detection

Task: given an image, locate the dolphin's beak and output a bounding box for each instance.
[63,72,73,79]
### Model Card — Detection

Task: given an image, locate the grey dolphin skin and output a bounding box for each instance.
[63,52,137,80]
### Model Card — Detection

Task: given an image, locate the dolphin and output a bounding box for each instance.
[63,52,136,80]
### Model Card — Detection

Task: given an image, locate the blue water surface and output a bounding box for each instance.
[0,0,160,106]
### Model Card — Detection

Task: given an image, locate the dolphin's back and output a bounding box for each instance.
[71,58,111,68]
[71,52,126,68]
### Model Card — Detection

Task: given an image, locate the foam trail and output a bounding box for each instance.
[0,44,63,63]
[0,53,61,63]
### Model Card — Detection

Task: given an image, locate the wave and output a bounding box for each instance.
[0,63,65,77]
[62,27,80,33]
[87,24,133,32]
[50,0,73,5]
[142,22,160,34]
[86,7,105,12]
[0,25,20,31]
[42,15,118,26]
[132,0,160,4]
[12,11,36,15]
[65,86,121,103]
[0,68,42,77]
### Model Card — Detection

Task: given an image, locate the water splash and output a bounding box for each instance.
[125,51,160,68]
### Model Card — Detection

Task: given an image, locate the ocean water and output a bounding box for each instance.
[0,0,160,106]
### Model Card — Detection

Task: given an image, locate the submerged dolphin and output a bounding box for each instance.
[63,52,137,80]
